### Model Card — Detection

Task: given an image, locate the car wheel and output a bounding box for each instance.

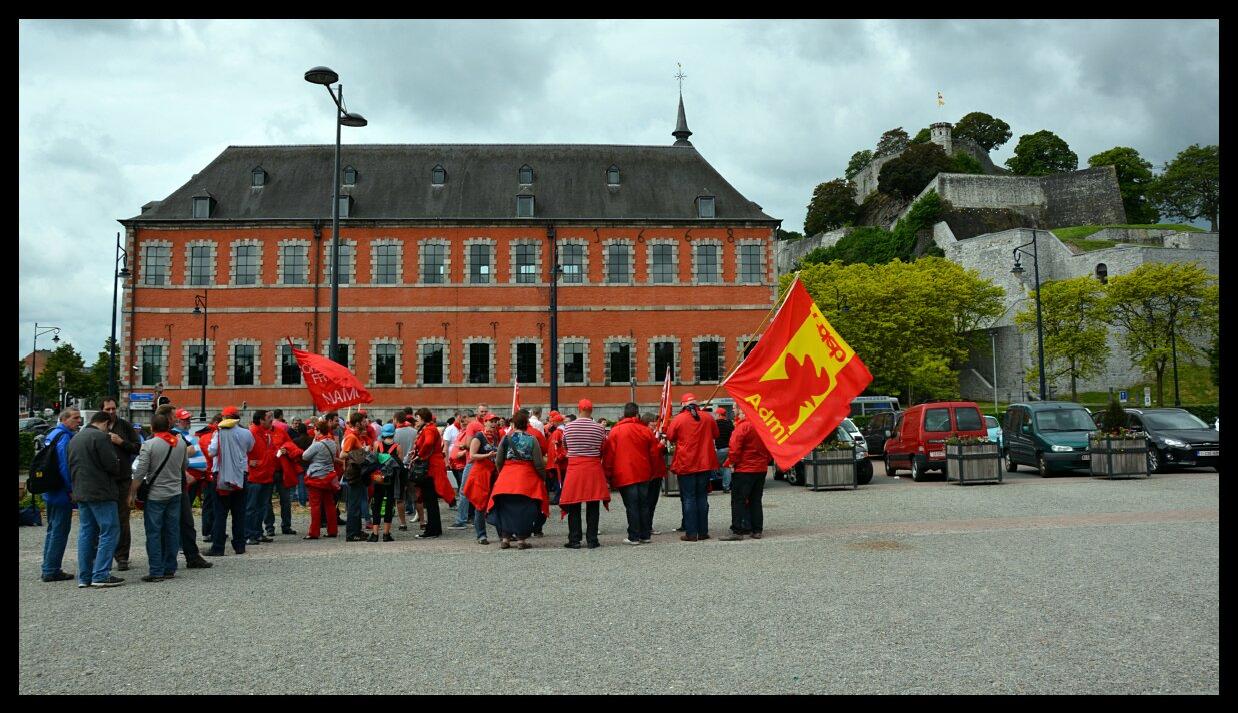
[784,464,800,486]
[1005,450,1019,473]
[856,458,873,485]
[1037,454,1050,478]
[885,454,898,477]
[911,457,924,482]
[1146,446,1161,474]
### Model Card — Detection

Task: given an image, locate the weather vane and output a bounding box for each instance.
[675,63,687,94]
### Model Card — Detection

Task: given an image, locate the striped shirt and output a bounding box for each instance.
[560,417,607,457]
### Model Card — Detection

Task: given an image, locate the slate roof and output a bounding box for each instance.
[125,144,777,224]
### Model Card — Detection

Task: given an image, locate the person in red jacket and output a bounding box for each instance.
[265,423,303,536]
[196,414,222,544]
[641,411,669,537]
[603,402,659,545]
[460,412,502,545]
[719,409,773,540]
[411,408,454,538]
[544,411,566,506]
[486,410,550,550]
[244,409,279,546]
[665,393,719,542]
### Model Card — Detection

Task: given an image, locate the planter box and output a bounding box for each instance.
[1089,436,1149,479]
[805,447,857,491]
[662,451,679,497]
[945,443,1003,485]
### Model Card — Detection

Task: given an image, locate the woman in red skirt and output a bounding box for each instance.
[486,410,549,550]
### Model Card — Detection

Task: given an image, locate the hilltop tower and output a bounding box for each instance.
[930,122,953,155]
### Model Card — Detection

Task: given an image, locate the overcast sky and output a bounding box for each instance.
[18,19,1219,363]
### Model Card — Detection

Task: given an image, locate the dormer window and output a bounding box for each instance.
[519,164,534,184]
[192,196,212,219]
[251,166,266,187]
[696,195,716,219]
[337,195,352,219]
[607,165,621,186]
[342,166,357,186]
[516,194,534,218]
[431,164,446,186]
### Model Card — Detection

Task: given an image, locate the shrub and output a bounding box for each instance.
[18,431,36,471]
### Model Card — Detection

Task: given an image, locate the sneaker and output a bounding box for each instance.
[587,542,601,549]
[750,532,763,539]
[563,542,582,549]
[639,539,652,544]
[77,581,91,589]
[673,527,685,533]
[141,574,164,583]
[679,534,699,542]
[382,533,394,542]
[448,523,468,529]
[719,534,744,541]
[477,537,489,545]
[265,530,276,537]
[302,535,319,540]
[367,533,379,543]
[651,530,663,536]
[41,571,75,583]
[415,533,439,539]
[115,559,130,572]
[398,525,408,531]
[282,529,297,535]
[246,538,262,546]
[258,535,274,543]
[186,558,213,569]
[91,576,125,588]
[411,513,421,523]
[623,538,641,545]
[346,534,367,542]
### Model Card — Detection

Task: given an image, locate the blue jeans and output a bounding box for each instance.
[265,478,293,533]
[144,496,181,577]
[76,500,119,585]
[345,481,368,537]
[474,505,488,539]
[454,465,473,525]
[245,481,275,540]
[716,448,732,490]
[42,502,74,578]
[678,472,710,537]
[295,474,308,506]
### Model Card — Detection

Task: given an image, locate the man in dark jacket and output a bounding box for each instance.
[102,397,142,572]
[39,408,82,582]
[67,411,125,587]
[713,407,735,493]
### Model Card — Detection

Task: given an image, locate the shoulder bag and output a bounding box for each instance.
[135,441,176,509]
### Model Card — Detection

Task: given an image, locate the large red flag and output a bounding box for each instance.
[722,277,872,471]
[654,365,673,435]
[290,340,374,412]
[511,375,521,416]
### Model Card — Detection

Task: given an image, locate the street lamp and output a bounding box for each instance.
[109,232,131,399]
[30,323,61,415]
[1011,230,1048,402]
[192,292,208,419]
[305,66,367,366]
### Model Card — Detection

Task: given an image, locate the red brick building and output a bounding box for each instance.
[118,104,780,420]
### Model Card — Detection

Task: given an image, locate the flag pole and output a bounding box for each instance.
[701,272,800,405]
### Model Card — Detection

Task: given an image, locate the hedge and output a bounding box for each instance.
[18,431,36,471]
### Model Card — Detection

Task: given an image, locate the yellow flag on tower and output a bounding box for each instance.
[937,91,945,108]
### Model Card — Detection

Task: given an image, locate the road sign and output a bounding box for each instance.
[130,392,156,411]
[1119,390,1128,403]
[1143,387,1152,407]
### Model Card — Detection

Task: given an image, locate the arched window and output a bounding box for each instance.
[342,166,357,186]
[431,164,446,186]
[518,164,534,184]
[251,166,266,187]
[607,165,620,186]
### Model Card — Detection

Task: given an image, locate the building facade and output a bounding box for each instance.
[118,106,780,420]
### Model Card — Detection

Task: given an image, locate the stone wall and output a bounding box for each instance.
[775,228,850,274]
[1164,232,1219,250]
[852,153,901,204]
[1040,166,1126,226]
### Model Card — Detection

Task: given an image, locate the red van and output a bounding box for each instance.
[883,401,988,481]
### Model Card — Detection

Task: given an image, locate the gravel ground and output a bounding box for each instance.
[18,471,1218,694]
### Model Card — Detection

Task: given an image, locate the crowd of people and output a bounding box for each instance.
[36,392,772,587]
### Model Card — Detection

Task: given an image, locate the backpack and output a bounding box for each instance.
[26,431,69,495]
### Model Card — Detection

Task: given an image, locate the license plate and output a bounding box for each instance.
[1081,454,1090,461]
[929,450,945,459]
[1198,450,1219,457]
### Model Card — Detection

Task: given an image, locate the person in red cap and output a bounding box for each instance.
[558,398,610,548]
[665,393,719,542]
[460,412,502,544]
[244,410,279,546]
[719,409,773,540]
[543,410,566,505]
[205,405,254,556]
[603,402,660,544]
[713,406,735,493]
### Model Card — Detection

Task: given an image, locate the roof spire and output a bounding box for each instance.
[673,63,693,147]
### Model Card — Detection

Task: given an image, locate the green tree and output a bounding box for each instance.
[33,342,90,409]
[86,337,119,402]
[1098,262,1218,406]
[803,179,859,236]
[1014,276,1110,401]
[801,192,944,267]
[791,256,1004,403]
[1088,146,1159,224]
[1207,334,1219,389]
[874,127,910,158]
[1149,144,1219,231]
[775,229,804,241]
[19,359,32,402]
[910,127,931,144]
[844,150,873,180]
[953,111,1012,152]
[1005,130,1078,176]
[950,152,984,175]
[878,142,954,199]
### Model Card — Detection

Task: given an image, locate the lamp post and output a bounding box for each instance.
[192,292,208,419]
[1011,230,1047,401]
[109,232,131,399]
[305,66,367,366]
[547,225,559,412]
[30,324,61,415]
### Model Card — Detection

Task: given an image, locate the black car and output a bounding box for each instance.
[1125,408,1220,473]
[18,418,51,436]
[861,411,899,456]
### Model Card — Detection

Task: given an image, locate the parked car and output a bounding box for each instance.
[884,401,988,481]
[841,417,867,452]
[861,410,899,456]
[985,415,1003,450]
[1125,408,1219,473]
[778,424,873,487]
[18,417,48,432]
[1002,402,1094,476]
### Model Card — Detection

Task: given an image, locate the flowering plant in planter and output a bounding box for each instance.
[943,435,992,446]
[1093,398,1140,438]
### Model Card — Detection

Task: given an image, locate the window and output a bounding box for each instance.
[695,244,719,283]
[519,164,534,184]
[421,344,444,385]
[251,167,265,187]
[563,343,585,384]
[516,195,534,218]
[342,166,357,186]
[281,245,307,285]
[608,343,631,384]
[143,245,170,286]
[280,344,301,385]
[469,244,490,284]
[141,345,162,386]
[234,245,260,285]
[607,244,630,284]
[560,244,583,283]
[374,344,397,385]
[233,345,255,386]
[515,244,538,284]
[516,343,538,384]
[924,408,951,433]
[651,244,676,283]
[338,195,351,219]
[742,338,758,359]
[187,345,209,386]
[739,244,763,282]
[954,407,984,431]
[328,244,352,285]
[332,343,350,367]
[697,196,715,219]
[697,341,721,382]
[421,243,445,284]
[374,244,399,284]
[468,343,490,384]
[654,341,675,381]
[607,165,620,186]
[189,245,212,286]
[192,197,211,219]
[431,165,446,186]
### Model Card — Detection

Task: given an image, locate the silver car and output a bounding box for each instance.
[841,418,867,451]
